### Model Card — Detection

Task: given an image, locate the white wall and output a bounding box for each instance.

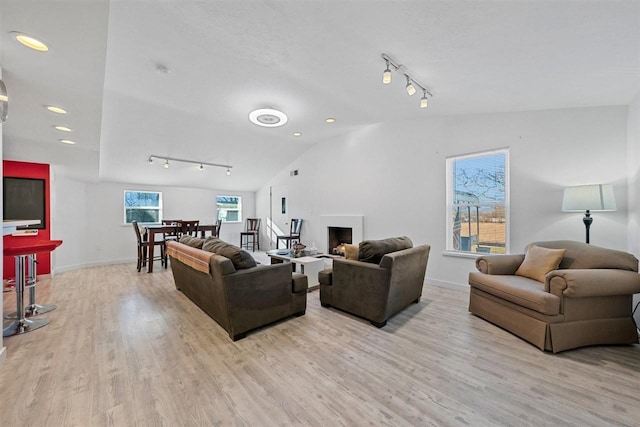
[257,106,630,287]
[51,179,255,271]
[627,93,640,327]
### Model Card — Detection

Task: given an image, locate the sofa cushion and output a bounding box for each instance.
[358,236,413,264]
[202,238,257,270]
[179,235,205,249]
[515,245,566,282]
[469,272,561,315]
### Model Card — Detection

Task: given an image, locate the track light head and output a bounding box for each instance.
[226,168,231,176]
[405,76,416,96]
[148,157,154,165]
[420,92,428,108]
[198,164,204,171]
[382,61,392,84]
[164,160,169,169]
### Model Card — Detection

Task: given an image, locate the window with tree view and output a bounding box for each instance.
[124,190,162,224]
[446,149,509,254]
[217,195,242,222]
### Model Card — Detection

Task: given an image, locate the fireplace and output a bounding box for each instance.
[319,215,364,254]
[328,227,353,255]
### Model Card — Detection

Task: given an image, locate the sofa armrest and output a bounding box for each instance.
[318,268,333,286]
[476,254,525,275]
[546,269,640,297]
[292,272,308,293]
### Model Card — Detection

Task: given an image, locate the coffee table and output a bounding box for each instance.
[267,250,328,291]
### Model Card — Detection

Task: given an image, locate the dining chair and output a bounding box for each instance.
[181,220,200,237]
[240,218,261,251]
[162,219,181,242]
[132,221,165,272]
[277,219,303,249]
[214,218,222,237]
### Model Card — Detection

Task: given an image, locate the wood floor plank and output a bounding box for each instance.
[1,263,639,426]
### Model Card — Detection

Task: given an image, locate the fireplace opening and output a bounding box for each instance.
[328,226,353,256]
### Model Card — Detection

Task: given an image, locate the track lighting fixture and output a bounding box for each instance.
[148,155,233,175]
[381,53,433,108]
[382,61,392,84]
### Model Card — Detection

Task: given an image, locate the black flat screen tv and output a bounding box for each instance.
[3,177,46,229]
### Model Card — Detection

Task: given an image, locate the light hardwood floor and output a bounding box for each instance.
[1,263,639,426]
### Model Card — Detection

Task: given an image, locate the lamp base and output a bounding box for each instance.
[583,210,593,244]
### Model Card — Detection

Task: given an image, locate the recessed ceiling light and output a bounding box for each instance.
[54,125,72,132]
[293,132,301,137]
[58,139,75,145]
[45,105,67,114]
[325,118,335,123]
[249,108,288,128]
[11,32,49,51]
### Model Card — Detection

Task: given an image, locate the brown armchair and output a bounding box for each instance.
[468,240,640,352]
[319,237,430,327]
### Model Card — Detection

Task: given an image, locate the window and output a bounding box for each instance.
[217,195,242,223]
[124,190,162,224]
[446,149,509,254]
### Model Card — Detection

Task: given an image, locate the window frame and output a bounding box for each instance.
[123,190,163,225]
[216,195,242,223]
[445,148,510,255]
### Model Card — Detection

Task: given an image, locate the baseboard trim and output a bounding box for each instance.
[55,258,135,274]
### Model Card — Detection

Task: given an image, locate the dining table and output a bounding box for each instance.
[143,224,179,273]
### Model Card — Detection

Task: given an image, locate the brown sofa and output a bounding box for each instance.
[319,237,431,327]
[167,238,307,341]
[469,240,640,352]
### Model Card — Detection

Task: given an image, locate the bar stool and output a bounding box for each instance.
[3,240,63,337]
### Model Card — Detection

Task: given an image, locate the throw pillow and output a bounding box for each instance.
[202,238,257,270]
[344,244,359,260]
[515,245,566,283]
[358,236,413,264]
[180,235,205,249]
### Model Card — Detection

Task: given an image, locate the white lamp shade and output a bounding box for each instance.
[561,184,616,212]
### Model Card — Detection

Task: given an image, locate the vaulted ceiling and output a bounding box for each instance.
[1,1,638,191]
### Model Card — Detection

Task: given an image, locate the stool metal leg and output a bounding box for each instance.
[3,255,49,337]
[24,254,56,316]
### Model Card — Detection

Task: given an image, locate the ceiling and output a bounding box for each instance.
[1,0,638,191]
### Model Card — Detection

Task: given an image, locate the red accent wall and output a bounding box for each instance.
[3,160,52,279]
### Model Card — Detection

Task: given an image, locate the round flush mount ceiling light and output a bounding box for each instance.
[249,108,288,128]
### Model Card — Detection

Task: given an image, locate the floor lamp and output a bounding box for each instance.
[561,184,616,244]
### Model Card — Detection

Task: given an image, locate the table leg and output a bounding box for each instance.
[148,230,155,273]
